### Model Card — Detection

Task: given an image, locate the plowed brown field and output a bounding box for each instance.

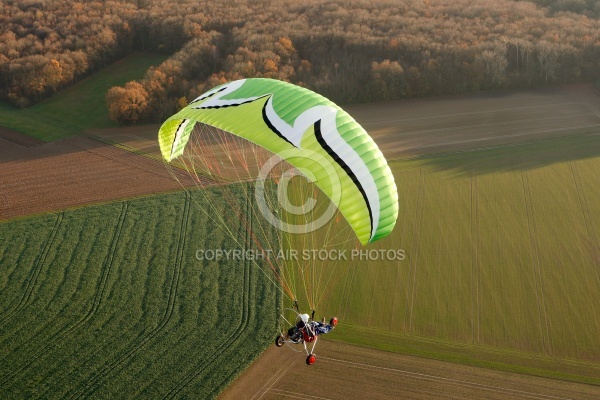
[220,340,600,400]
[0,130,195,220]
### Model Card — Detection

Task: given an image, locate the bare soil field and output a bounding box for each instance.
[87,84,600,161]
[220,340,600,400]
[86,124,163,159]
[347,83,600,158]
[0,126,43,147]
[0,131,195,220]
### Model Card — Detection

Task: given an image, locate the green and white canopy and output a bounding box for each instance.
[159,78,398,245]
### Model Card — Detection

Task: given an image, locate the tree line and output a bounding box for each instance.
[1,0,599,124]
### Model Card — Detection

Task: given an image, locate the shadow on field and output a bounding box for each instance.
[416,134,600,177]
[0,123,165,164]
[467,84,567,100]
[0,126,44,148]
[0,128,110,164]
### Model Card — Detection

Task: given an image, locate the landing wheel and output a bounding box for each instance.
[275,335,285,347]
[306,354,316,365]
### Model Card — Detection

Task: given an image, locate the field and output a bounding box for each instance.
[86,83,600,161]
[321,134,600,361]
[267,136,600,385]
[0,134,195,220]
[2,73,600,398]
[222,83,600,393]
[0,52,168,141]
[0,191,279,398]
[324,88,600,367]
[346,84,600,158]
[221,341,600,399]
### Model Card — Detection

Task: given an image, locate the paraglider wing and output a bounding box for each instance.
[158,78,398,244]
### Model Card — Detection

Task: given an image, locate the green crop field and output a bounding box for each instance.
[0,190,279,399]
[313,133,600,384]
[0,52,168,141]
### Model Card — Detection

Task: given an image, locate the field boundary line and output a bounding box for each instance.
[68,137,193,182]
[0,203,128,387]
[167,193,255,399]
[0,193,7,223]
[320,356,574,400]
[0,212,63,325]
[78,130,209,184]
[78,132,218,187]
[66,194,192,399]
[17,108,82,136]
[81,131,165,164]
[336,323,600,370]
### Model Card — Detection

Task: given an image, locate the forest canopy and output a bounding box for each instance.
[1,0,599,124]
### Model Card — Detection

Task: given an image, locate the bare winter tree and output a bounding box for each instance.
[537,40,559,84]
[475,44,508,87]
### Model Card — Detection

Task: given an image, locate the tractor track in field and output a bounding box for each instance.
[520,169,552,356]
[406,168,425,333]
[0,212,63,326]
[319,356,576,400]
[0,203,128,387]
[165,247,250,399]
[204,188,284,398]
[226,339,600,400]
[568,159,600,287]
[471,173,481,344]
[165,191,255,399]
[402,168,422,332]
[65,194,191,400]
[340,247,357,322]
[366,255,381,327]
[250,357,298,400]
[388,167,416,331]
